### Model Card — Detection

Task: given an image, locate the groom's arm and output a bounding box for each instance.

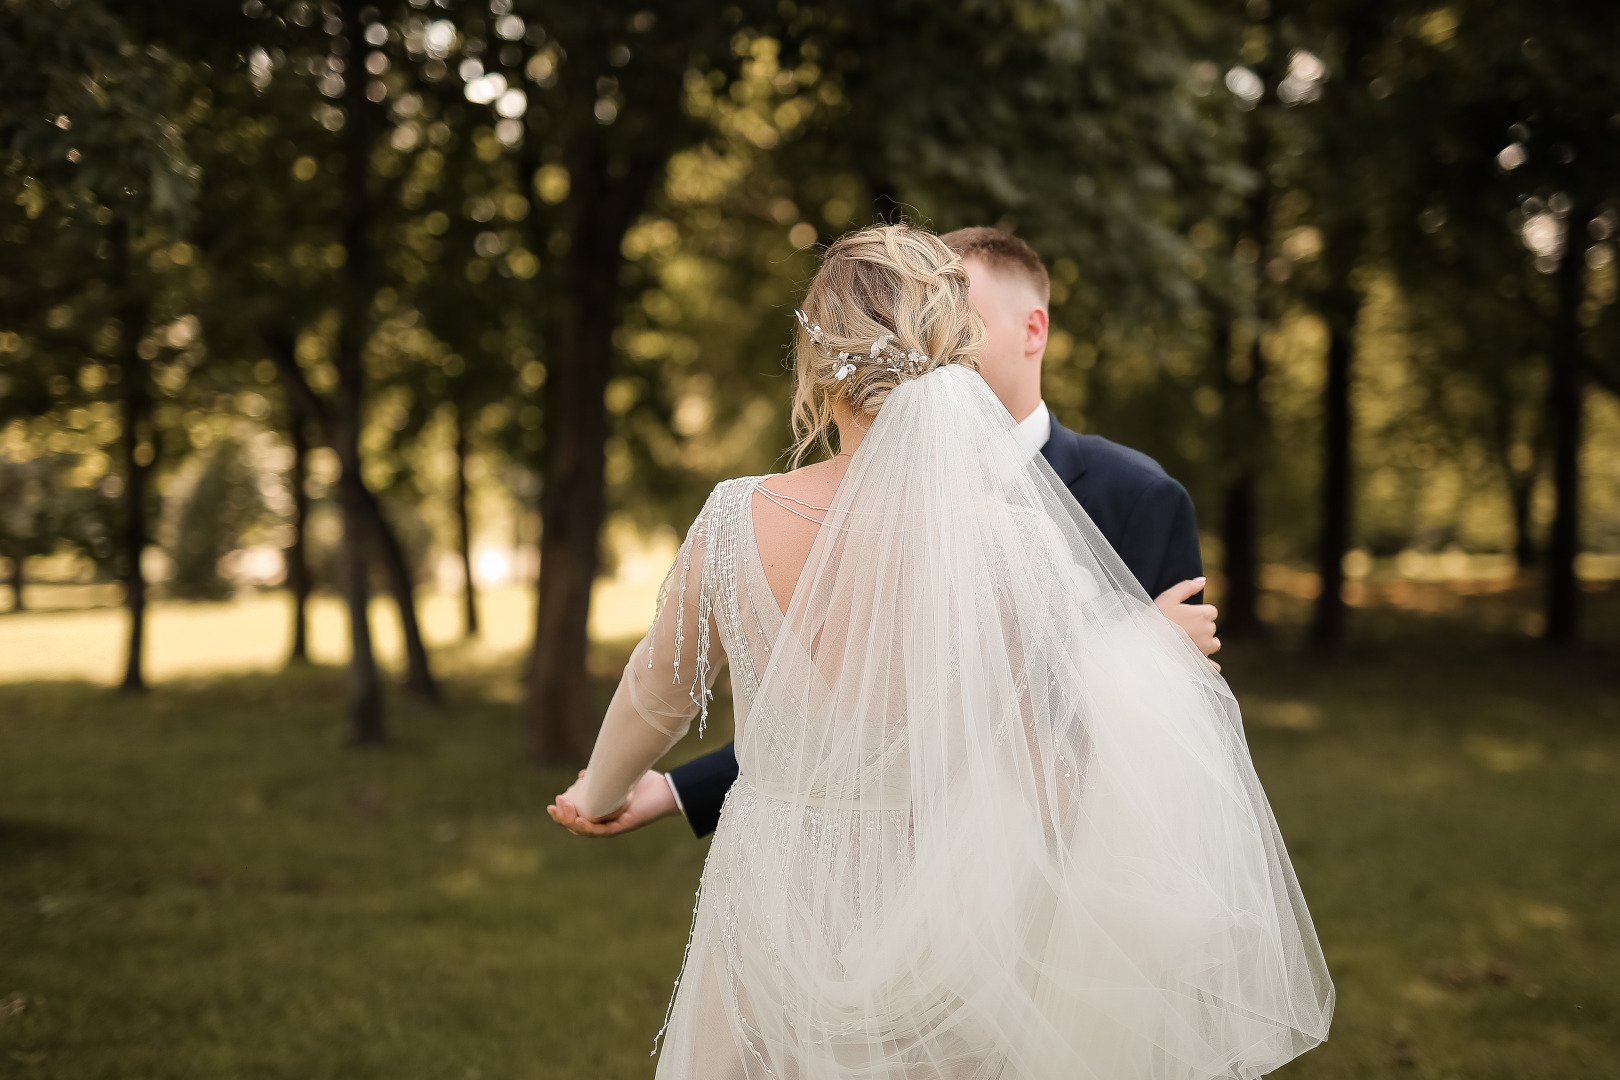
[1117,476,1203,601]
[666,742,740,838]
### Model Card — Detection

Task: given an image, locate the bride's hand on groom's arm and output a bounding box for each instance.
[546,769,680,837]
[1154,577,1221,671]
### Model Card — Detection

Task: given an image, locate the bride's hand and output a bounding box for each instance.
[1154,577,1221,671]
[546,769,679,837]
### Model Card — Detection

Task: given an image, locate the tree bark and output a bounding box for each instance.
[1206,306,1259,634]
[1310,305,1354,651]
[1509,473,1536,572]
[1220,470,1262,637]
[1211,303,1264,637]
[334,0,384,742]
[455,409,478,639]
[520,8,695,763]
[285,404,311,663]
[360,484,439,703]
[524,126,662,763]
[1492,393,1540,573]
[1220,28,1277,643]
[1545,211,1586,642]
[1220,285,1269,641]
[266,328,438,702]
[116,287,151,693]
[527,140,618,764]
[335,434,383,743]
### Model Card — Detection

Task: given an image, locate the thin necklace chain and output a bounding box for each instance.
[763,487,833,511]
[756,453,851,522]
[756,485,830,523]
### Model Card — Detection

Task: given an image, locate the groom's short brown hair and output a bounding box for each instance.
[941,227,1050,305]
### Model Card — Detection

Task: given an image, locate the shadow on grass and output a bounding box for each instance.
[0,819,85,867]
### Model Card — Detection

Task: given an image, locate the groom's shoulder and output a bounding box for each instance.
[1055,428,1192,539]
[1048,421,1171,492]
[1076,433,1171,486]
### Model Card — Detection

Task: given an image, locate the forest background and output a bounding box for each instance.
[1,0,1617,1076]
[2,0,1618,743]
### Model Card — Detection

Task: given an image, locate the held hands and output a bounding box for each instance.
[545,585,1220,838]
[546,768,680,837]
[1154,577,1221,671]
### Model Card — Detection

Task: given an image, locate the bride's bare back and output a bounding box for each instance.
[752,456,851,615]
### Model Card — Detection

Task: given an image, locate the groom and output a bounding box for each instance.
[549,227,1217,838]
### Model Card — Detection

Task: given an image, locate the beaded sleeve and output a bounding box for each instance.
[577,483,741,820]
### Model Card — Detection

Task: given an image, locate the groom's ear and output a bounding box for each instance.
[1024,305,1050,358]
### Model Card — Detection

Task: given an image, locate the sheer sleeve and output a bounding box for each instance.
[577,491,728,820]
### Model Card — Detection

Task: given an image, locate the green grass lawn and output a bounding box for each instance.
[1,626,1616,1079]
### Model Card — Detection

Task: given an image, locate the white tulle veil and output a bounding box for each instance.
[667,362,1332,1079]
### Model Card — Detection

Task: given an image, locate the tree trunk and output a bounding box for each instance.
[1306,0,1381,650]
[1218,307,1263,637]
[527,141,620,765]
[1545,211,1586,642]
[1220,472,1263,638]
[117,290,151,693]
[524,130,661,763]
[268,328,437,703]
[7,555,23,613]
[1310,305,1354,651]
[1491,390,1540,573]
[360,485,439,703]
[335,437,384,743]
[1219,300,1268,641]
[286,405,311,663]
[334,0,384,742]
[520,8,688,763]
[1220,44,1276,643]
[275,340,384,737]
[1509,474,1536,572]
[455,410,478,639]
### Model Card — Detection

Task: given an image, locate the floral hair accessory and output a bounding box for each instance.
[796,309,932,381]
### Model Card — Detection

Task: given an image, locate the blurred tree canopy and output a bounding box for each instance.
[2,0,1616,757]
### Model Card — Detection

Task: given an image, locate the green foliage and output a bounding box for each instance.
[0,453,120,574]
[164,439,263,599]
[3,0,1620,644]
[1372,0,1620,562]
[0,0,195,226]
[0,457,63,566]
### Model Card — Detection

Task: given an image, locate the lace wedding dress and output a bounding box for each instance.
[579,366,1333,1080]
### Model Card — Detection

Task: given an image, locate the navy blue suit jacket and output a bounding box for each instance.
[667,418,1203,837]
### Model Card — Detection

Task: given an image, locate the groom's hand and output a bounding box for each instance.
[546,769,680,837]
[1155,577,1221,670]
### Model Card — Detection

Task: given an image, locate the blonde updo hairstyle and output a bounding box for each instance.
[789,224,985,466]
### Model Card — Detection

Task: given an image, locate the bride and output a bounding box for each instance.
[557,224,1333,1079]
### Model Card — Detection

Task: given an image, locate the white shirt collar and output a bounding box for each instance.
[1012,399,1051,458]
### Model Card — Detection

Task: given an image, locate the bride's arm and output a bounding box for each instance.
[574,508,726,821]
